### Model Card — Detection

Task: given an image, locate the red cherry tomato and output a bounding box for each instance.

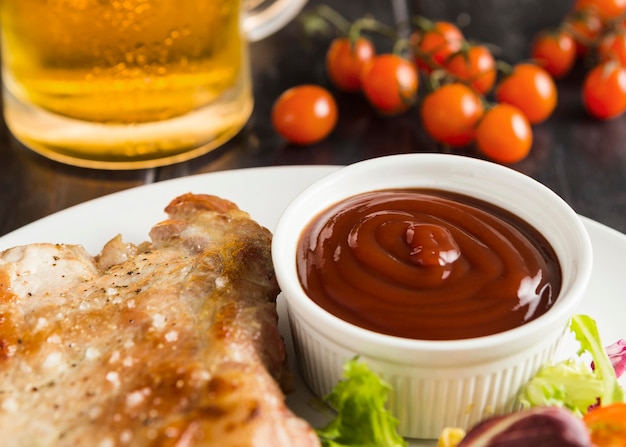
[420,83,484,147]
[411,21,464,72]
[583,403,626,447]
[360,54,419,115]
[475,103,533,164]
[326,37,376,92]
[271,85,338,145]
[531,29,577,79]
[444,44,497,94]
[565,9,604,56]
[495,63,557,125]
[574,0,626,21]
[598,30,626,66]
[582,61,626,119]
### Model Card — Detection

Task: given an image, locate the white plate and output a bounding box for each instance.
[1,165,624,445]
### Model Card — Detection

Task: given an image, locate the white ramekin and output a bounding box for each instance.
[272,154,593,439]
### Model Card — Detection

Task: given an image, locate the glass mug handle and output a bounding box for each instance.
[243,0,309,42]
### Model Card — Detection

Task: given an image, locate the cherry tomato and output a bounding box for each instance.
[598,30,626,66]
[444,44,497,94]
[530,29,577,79]
[420,83,484,147]
[360,54,419,115]
[583,402,626,447]
[565,9,604,56]
[326,37,376,92]
[475,103,533,164]
[582,60,626,119]
[411,21,464,72]
[495,63,557,125]
[575,0,626,21]
[271,85,338,145]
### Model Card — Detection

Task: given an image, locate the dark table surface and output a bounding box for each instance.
[1,0,625,239]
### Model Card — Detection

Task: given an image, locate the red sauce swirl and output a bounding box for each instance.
[296,189,562,340]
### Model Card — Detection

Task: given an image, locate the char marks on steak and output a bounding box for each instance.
[0,193,320,447]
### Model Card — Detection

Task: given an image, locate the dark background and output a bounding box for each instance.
[1,0,624,236]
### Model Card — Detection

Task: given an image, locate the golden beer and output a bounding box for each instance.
[0,0,252,168]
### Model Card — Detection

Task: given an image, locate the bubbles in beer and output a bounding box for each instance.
[2,0,243,123]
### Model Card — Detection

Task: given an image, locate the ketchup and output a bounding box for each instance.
[296,189,562,340]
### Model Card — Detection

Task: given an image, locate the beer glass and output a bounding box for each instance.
[0,0,307,169]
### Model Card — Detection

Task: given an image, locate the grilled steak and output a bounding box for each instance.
[0,193,320,447]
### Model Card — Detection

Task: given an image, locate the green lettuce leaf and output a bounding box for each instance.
[571,314,625,405]
[316,357,407,447]
[517,359,604,415]
[518,314,625,415]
